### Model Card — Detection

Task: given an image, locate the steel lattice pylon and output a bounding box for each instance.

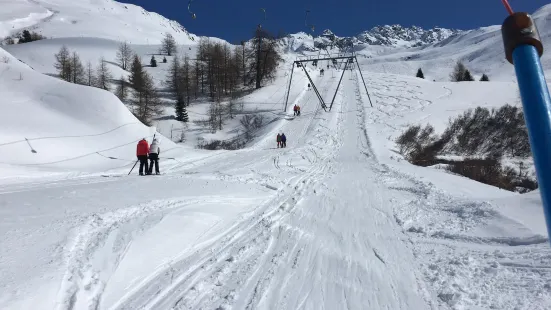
[284,53,373,112]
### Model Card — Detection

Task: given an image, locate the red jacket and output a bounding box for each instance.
[136,139,149,156]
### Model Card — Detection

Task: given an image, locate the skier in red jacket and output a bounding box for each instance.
[136,138,149,176]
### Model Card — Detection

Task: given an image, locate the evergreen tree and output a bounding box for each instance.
[129,55,144,92]
[54,45,72,81]
[181,106,189,122]
[161,33,177,56]
[115,75,128,101]
[95,57,113,90]
[70,52,85,84]
[19,30,32,43]
[450,61,467,82]
[150,55,157,67]
[463,69,474,81]
[480,74,490,82]
[116,41,133,70]
[416,68,424,79]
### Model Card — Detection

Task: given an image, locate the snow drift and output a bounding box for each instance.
[0,46,168,177]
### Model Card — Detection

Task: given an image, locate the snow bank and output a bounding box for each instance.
[0,46,173,177]
[0,0,198,44]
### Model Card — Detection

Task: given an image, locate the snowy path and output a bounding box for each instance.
[106,71,433,309]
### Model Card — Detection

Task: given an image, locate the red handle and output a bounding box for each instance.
[501,0,514,15]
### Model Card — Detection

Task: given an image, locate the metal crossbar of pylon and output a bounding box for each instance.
[284,53,373,112]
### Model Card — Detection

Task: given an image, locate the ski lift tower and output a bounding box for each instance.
[284,52,373,112]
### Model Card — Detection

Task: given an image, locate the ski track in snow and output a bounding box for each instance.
[362,74,551,310]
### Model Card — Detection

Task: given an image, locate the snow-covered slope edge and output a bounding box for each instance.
[0,0,198,44]
[0,46,176,180]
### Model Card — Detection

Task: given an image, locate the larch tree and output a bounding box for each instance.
[95,57,113,90]
[116,41,133,70]
[54,45,72,81]
[70,51,85,84]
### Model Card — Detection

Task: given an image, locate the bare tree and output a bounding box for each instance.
[182,54,192,106]
[115,75,128,101]
[161,33,177,56]
[450,61,467,82]
[86,61,95,86]
[116,41,133,70]
[135,72,162,125]
[70,51,85,84]
[247,29,281,88]
[166,56,186,121]
[54,45,72,81]
[208,99,224,132]
[95,57,113,90]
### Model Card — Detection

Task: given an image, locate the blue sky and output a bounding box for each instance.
[121,0,550,43]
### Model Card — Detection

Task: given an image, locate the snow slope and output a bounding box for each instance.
[1,2,551,310]
[0,45,193,183]
[1,56,550,309]
[355,4,551,81]
[0,0,198,44]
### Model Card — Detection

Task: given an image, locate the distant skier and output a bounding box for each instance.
[136,138,149,176]
[293,104,298,116]
[307,83,311,90]
[277,133,282,148]
[281,133,287,148]
[320,69,324,76]
[148,138,161,175]
[297,105,301,116]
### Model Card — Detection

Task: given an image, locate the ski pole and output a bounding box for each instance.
[501,5,551,241]
[128,160,139,175]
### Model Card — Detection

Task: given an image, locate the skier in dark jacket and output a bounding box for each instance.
[281,133,287,148]
[277,133,282,148]
[148,138,161,175]
[136,138,149,176]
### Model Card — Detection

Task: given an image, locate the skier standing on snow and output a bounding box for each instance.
[148,138,161,175]
[293,104,298,116]
[307,83,311,91]
[297,105,301,116]
[281,133,287,148]
[277,133,282,148]
[136,138,149,176]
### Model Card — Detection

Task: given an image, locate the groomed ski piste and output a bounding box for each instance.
[1,1,551,310]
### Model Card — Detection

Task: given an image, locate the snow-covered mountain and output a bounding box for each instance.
[301,25,462,51]
[0,0,198,44]
[356,25,461,47]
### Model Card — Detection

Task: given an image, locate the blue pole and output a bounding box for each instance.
[513,44,551,239]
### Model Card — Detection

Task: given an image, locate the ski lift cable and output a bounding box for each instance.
[261,8,267,20]
[188,0,196,19]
